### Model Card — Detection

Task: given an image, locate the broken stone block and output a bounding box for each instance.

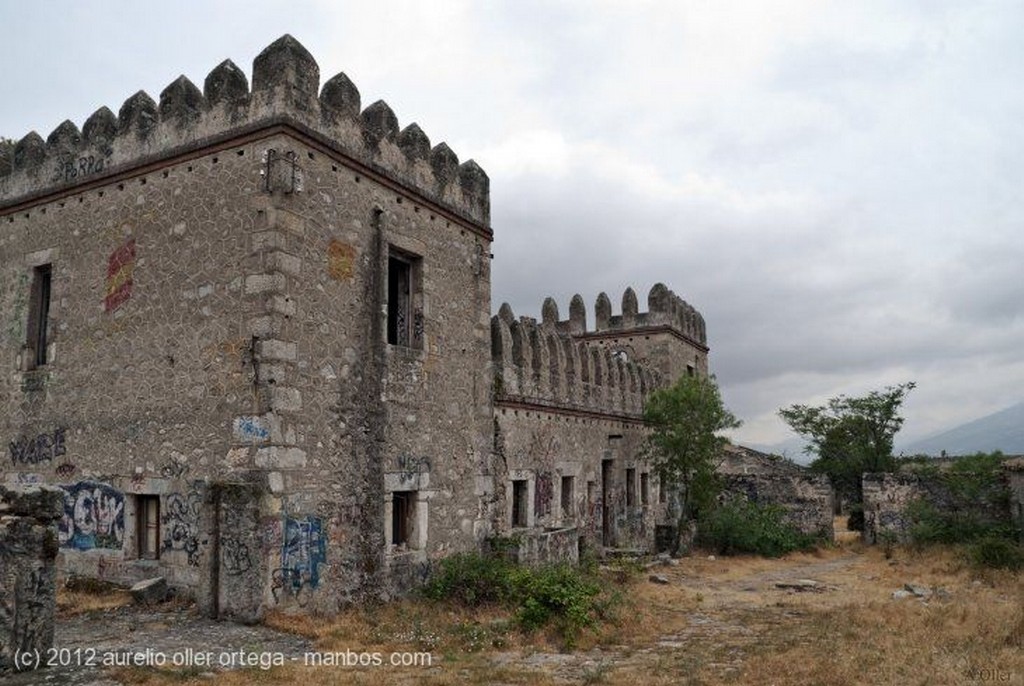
[904,583,932,599]
[131,577,168,605]
[892,589,912,600]
[649,574,670,585]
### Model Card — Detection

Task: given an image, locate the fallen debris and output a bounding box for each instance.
[131,577,168,605]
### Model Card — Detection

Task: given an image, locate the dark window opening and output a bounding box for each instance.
[392,491,415,547]
[27,264,52,369]
[686,364,696,377]
[561,476,574,519]
[625,468,636,508]
[658,477,667,504]
[386,250,421,348]
[137,495,160,560]
[512,480,528,527]
[641,473,650,508]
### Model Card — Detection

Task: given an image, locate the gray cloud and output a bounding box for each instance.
[3,1,1022,448]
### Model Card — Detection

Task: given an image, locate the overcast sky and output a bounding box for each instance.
[2,1,1022,453]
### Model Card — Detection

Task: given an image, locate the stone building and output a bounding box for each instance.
[0,36,708,619]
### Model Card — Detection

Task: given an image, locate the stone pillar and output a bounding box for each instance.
[0,484,63,673]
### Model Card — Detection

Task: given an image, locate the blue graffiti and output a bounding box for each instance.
[234,416,270,442]
[58,482,124,550]
[280,515,326,592]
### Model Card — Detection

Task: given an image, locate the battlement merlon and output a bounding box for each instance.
[0,34,490,230]
[537,283,708,351]
[491,302,664,419]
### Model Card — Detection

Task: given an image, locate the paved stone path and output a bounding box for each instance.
[1,605,311,685]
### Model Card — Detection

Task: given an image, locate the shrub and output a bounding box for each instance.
[903,452,1023,569]
[968,537,1024,571]
[422,551,518,605]
[697,499,818,557]
[422,552,605,647]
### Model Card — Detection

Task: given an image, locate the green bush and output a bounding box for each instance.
[968,537,1024,571]
[422,552,604,646]
[422,551,518,605]
[902,452,1023,569]
[697,499,818,557]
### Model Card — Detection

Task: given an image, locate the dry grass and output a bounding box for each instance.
[95,543,1024,685]
[57,585,133,616]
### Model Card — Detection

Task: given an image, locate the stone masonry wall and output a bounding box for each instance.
[489,290,705,557]
[720,473,835,539]
[0,484,64,673]
[1,35,493,612]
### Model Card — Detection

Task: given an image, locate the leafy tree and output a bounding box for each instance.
[779,382,915,529]
[644,374,741,554]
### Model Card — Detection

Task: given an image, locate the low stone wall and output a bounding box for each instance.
[515,527,580,565]
[863,469,1013,545]
[721,473,835,540]
[0,484,64,673]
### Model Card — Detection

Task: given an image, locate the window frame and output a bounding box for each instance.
[26,264,52,370]
[136,494,161,561]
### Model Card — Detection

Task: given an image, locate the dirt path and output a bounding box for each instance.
[489,551,867,684]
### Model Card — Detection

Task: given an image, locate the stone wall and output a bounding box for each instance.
[864,462,1020,545]
[1,35,493,612]
[0,484,63,673]
[720,473,834,539]
[489,289,709,555]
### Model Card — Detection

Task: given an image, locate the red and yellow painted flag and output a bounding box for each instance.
[104,238,136,312]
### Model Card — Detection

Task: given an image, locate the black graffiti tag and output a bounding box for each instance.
[9,428,66,466]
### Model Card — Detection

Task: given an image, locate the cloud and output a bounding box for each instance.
[3,1,1023,451]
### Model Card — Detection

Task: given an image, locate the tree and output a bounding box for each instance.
[644,374,741,555]
[779,382,915,529]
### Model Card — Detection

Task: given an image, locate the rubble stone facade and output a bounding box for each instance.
[1,36,708,618]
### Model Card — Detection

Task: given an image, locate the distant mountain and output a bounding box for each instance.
[900,401,1024,456]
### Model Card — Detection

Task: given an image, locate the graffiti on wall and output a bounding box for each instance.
[163,490,201,566]
[159,457,188,479]
[58,482,125,550]
[233,416,270,443]
[535,472,553,518]
[104,238,136,312]
[9,427,66,466]
[272,515,326,604]
[50,153,111,184]
[54,462,77,479]
[222,537,253,576]
[395,454,431,480]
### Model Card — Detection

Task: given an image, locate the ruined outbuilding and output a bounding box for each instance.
[0,36,721,618]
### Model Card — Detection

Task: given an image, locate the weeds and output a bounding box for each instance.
[697,499,819,557]
[423,552,611,647]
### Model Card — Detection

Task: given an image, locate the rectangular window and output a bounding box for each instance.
[512,479,528,527]
[686,364,696,377]
[386,249,422,348]
[26,264,52,369]
[137,495,160,560]
[392,491,415,548]
[561,475,574,519]
[625,468,636,508]
[641,473,650,508]
[658,477,667,504]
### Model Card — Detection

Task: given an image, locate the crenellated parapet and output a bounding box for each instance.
[492,302,665,419]
[0,35,489,227]
[540,283,706,349]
